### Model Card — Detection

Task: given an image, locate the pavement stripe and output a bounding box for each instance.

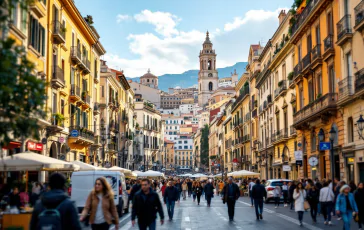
[237,200,275,213]
[109,213,131,230]
[276,213,323,230]
[118,222,132,230]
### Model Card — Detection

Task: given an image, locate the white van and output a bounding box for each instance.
[70,170,128,216]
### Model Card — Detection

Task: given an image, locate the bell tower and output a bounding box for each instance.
[198,31,218,107]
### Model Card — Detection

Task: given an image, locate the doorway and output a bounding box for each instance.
[359,163,364,183]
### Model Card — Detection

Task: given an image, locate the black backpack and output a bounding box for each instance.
[36,199,67,230]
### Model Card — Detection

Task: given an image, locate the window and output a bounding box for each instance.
[329,65,335,93]
[346,52,352,77]
[317,74,322,95]
[208,82,213,91]
[300,87,304,109]
[308,80,314,102]
[52,93,57,113]
[311,130,317,151]
[208,60,212,70]
[29,15,46,56]
[315,25,321,44]
[348,117,354,143]
[282,64,286,80]
[60,99,65,115]
[327,12,334,35]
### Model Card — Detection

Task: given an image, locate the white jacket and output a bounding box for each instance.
[319,187,335,202]
[293,189,306,212]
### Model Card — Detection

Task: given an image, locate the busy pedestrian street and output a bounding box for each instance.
[106,194,350,230]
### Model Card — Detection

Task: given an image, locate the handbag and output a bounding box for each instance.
[354,213,359,222]
[304,200,310,210]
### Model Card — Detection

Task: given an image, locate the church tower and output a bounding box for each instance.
[198,31,218,107]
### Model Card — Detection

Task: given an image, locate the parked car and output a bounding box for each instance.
[264,179,292,203]
[71,170,128,216]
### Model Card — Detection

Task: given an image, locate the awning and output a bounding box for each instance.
[227,170,260,178]
[71,161,103,171]
[0,152,79,171]
[107,166,133,176]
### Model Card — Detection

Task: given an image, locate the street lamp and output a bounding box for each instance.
[329,127,336,181]
[254,140,268,179]
[356,115,364,140]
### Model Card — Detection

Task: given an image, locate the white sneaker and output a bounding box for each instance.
[328,221,332,225]
[275,206,277,209]
[337,217,342,220]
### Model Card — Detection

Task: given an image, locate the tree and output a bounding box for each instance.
[200,124,209,168]
[0,0,46,150]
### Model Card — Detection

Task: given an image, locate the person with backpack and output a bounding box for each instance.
[80,177,119,230]
[30,173,82,230]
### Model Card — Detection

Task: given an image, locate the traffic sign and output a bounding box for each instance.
[59,137,65,143]
[319,142,331,151]
[70,130,79,137]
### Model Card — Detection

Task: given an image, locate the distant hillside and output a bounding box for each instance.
[127,62,248,92]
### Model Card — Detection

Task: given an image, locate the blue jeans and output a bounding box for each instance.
[317,202,321,214]
[166,199,175,219]
[138,220,156,230]
[254,199,263,218]
[341,210,353,230]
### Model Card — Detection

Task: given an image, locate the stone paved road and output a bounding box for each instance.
[85,194,354,230]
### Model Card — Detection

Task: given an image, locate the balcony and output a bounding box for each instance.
[256,60,271,86]
[29,0,46,18]
[311,44,322,69]
[68,126,95,145]
[244,113,251,123]
[354,0,364,31]
[48,115,65,132]
[263,100,268,110]
[290,125,297,136]
[323,34,335,61]
[232,86,249,111]
[70,84,81,101]
[294,62,303,80]
[108,143,117,152]
[337,15,353,46]
[52,20,65,44]
[338,76,354,105]
[274,81,287,100]
[81,92,91,109]
[302,53,311,74]
[51,65,65,89]
[93,103,100,115]
[293,93,338,129]
[259,105,263,114]
[252,108,257,118]
[355,68,364,94]
[83,58,91,74]
[242,135,250,143]
[271,129,289,144]
[70,46,82,64]
[267,94,272,105]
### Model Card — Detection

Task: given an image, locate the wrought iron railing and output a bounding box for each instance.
[323,34,334,52]
[355,68,364,92]
[337,14,352,41]
[338,76,354,100]
[355,0,364,27]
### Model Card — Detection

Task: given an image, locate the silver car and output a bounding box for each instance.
[264,179,292,203]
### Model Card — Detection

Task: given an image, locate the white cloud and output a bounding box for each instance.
[224,8,287,32]
[134,10,181,37]
[116,14,130,23]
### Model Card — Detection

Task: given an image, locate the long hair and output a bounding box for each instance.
[296,182,303,193]
[95,177,114,198]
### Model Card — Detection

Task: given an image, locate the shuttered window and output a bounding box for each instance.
[29,15,45,56]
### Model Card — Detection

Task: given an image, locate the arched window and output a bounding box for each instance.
[348,117,354,143]
[208,82,213,91]
[208,60,212,70]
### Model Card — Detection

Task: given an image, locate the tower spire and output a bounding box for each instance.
[204,30,211,44]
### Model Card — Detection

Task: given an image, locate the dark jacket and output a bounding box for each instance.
[175,183,182,192]
[354,188,364,222]
[30,189,81,230]
[9,192,21,208]
[307,189,319,204]
[193,186,203,195]
[163,186,179,203]
[187,182,192,190]
[251,183,267,200]
[132,188,164,225]
[222,183,240,203]
[204,183,214,197]
[288,184,296,199]
[129,184,141,201]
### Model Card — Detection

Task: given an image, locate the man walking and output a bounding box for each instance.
[248,179,256,207]
[204,180,214,207]
[163,181,178,221]
[187,179,192,197]
[222,177,240,221]
[30,173,82,230]
[252,179,267,221]
[132,179,164,230]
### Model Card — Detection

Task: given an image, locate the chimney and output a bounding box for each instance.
[278,10,287,25]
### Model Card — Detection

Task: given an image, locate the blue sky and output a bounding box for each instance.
[75,0,293,78]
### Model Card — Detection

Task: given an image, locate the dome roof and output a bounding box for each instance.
[140,69,158,79]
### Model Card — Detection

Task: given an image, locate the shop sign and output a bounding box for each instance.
[58,137,65,143]
[283,165,291,171]
[319,142,331,151]
[27,141,43,151]
[347,157,354,164]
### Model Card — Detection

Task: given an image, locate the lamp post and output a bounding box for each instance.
[255,140,268,179]
[356,115,364,140]
[318,127,336,180]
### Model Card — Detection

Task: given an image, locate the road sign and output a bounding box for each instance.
[294,151,303,161]
[296,160,303,166]
[70,130,79,137]
[319,142,331,151]
[58,137,65,143]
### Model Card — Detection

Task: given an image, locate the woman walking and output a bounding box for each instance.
[192,181,197,202]
[194,182,203,205]
[319,181,335,225]
[293,182,306,226]
[80,177,119,230]
[307,184,319,223]
[273,185,281,208]
[335,184,358,230]
[354,182,364,230]
[182,181,188,200]
[282,181,289,207]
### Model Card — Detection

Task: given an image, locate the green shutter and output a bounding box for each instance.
[41,26,45,56]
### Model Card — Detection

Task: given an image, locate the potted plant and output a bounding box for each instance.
[316,93,322,99]
[52,113,65,126]
[285,35,289,42]
[81,91,87,100]
[61,27,67,34]
[287,72,294,80]
[278,80,284,87]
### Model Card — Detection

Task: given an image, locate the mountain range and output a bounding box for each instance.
[127,62,248,92]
